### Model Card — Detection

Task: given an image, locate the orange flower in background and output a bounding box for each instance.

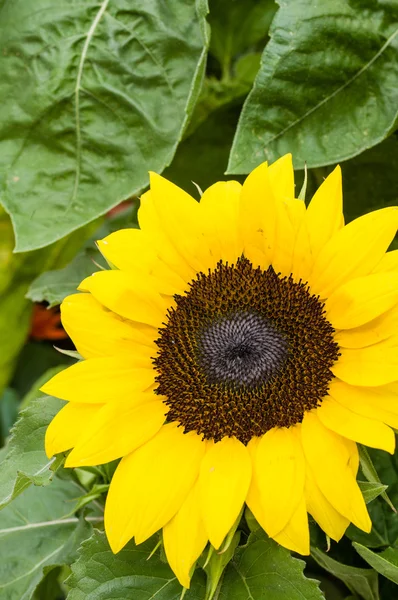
[30,304,68,342]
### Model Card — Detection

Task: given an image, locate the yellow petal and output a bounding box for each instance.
[310,207,398,298]
[104,423,206,552]
[147,172,212,273]
[198,437,251,549]
[301,411,371,532]
[45,402,102,458]
[328,379,398,430]
[316,397,395,454]
[61,293,156,358]
[41,356,155,403]
[267,154,295,201]
[325,272,398,329]
[246,426,305,537]
[373,249,398,273]
[79,270,168,328]
[333,344,398,387]
[163,482,208,589]
[304,463,349,542]
[138,190,196,283]
[98,228,157,271]
[273,496,309,555]
[305,166,343,260]
[335,304,398,349]
[65,397,166,467]
[239,162,276,267]
[98,228,187,295]
[199,181,243,267]
[272,199,296,277]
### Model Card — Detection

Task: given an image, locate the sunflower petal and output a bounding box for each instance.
[335,304,398,349]
[301,411,371,532]
[305,166,343,259]
[98,228,187,295]
[199,437,251,549]
[247,426,305,537]
[325,272,398,330]
[333,344,398,387]
[268,154,295,201]
[79,270,168,327]
[239,162,276,267]
[138,190,196,282]
[41,356,155,403]
[45,402,102,458]
[373,249,398,274]
[272,199,296,277]
[61,293,155,357]
[148,172,212,273]
[311,207,398,298]
[163,483,208,589]
[65,398,166,467]
[304,463,349,542]
[328,379,398,430]
[200,181,242,266]
[273,496,309,555]
[104,424,206,552]
[317,397,395,454]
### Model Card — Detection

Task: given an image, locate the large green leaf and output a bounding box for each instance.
[0,395,64,510]
[0,0,209,252]
[66,529,206,599]
[0,477,95,600]
[218,531,324,600]
[353,543,398,585]
[311,548,379,600]
[228,0,398,172]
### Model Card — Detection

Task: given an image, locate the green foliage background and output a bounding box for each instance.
[0,0,397,598]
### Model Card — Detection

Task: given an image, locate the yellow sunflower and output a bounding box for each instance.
[42,154,398,588]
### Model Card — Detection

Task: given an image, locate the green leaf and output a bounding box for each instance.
[311,547,379,600]
[27,252,99,308]
[0,477,95,600]
[353,543,398,585]
[359,481,389,505]
[218,531,324,600]
[358,445,395,511]
[66,529,206,599]
[228,0,398,172]
[0,395,64,510]
[0,0,209,252]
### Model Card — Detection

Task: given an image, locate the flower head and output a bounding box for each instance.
[42,154,398,588]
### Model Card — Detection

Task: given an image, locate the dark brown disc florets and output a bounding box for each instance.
[153,258,340,444]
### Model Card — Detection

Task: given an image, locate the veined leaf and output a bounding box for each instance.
[0,478,96,600]
[218,531,325,600]
[228,0,398,172]
[0,395,64,510]
[354,543,398,585]
[311,547,379,600]
[66,529,206,599]
[0,0,209,252]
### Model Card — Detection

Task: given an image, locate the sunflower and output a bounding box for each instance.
[42,154,398,588]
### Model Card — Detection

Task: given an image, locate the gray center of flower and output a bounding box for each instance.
[197,311,288,386]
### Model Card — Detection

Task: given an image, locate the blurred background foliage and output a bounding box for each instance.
[0,0,397,598]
